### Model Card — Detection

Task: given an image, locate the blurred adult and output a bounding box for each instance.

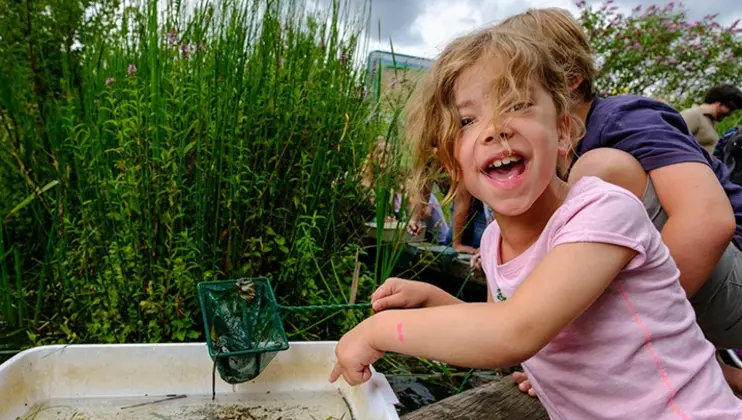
[681,84,742,154]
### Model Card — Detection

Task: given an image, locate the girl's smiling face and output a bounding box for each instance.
[453,58,570,217]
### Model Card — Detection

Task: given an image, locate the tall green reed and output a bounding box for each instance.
[0,0,388,345]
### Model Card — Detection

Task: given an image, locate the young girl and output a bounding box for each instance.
[329,27,742,418]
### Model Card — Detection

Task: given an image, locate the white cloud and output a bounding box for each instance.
[365,0,741,60]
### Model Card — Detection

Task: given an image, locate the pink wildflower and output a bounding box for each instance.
[167,28,179,46]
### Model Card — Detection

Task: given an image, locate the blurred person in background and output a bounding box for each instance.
[681,84,742,154]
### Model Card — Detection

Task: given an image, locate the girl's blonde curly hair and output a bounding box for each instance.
[404,27,584,208]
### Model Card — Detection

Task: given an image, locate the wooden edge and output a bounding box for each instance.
[400,374,549,420]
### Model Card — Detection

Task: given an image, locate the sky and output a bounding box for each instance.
[364,0,742,59]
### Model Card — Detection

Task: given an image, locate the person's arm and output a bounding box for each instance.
[650,163,735,297]
[601,103,735,298]
[452,188,475,252]
[367,240,635,369]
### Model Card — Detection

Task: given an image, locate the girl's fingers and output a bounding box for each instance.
[518,380,532,392]
[512,371,527,383]
[372,294,406,312]
[329,362,343,383]
[346,366,372,386]
[371,278,400,302]
[370,285,390,302]
[361,366,373,383]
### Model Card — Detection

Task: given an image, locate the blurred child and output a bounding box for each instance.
[329,27,742,418]
[360,136,393,218]
[405,186,450,245]
[363,136,450,243]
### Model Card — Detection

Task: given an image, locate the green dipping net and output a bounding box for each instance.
[198,278,289,385]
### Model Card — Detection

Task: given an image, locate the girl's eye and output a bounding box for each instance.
[508,102,531,113]
[460,117,473,127]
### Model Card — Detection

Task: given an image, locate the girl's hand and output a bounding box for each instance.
[406,219,423,237]
[512,371,537,397]
[371,278,434,312]
[470,250,482,270]
[329,319,385,386]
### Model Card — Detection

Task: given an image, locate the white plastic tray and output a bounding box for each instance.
[0,342,400,420]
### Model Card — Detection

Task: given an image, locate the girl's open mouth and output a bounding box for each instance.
[482,154,527,184]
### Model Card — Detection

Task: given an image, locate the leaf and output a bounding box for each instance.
[174,330,186,341]
[184,141,197,154]
[5,180,60,219]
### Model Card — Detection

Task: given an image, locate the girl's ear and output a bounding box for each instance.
[568,76,584,93]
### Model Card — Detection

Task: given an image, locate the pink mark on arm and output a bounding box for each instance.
[396,322,404,344]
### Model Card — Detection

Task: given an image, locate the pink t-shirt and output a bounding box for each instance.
[480,176,742,419]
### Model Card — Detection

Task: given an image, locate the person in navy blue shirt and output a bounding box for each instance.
[497,7,742,396]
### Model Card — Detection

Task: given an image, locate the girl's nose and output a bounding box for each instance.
[482,119,513,145]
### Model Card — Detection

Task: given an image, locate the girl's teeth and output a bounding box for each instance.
[488,155,522,168]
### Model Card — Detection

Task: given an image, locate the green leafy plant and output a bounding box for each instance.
[579,0,742,110]
[0,0,382,346]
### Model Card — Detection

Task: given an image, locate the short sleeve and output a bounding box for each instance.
[550,181,651,269]
[597,101,709,172]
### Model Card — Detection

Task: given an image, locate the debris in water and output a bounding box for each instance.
[119,394,187,410]
[340,394,356,420]
[212,344,223,400]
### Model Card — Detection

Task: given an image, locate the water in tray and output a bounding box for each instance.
[20,390,353,420]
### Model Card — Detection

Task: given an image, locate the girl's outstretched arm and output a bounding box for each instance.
[330,240,637,385]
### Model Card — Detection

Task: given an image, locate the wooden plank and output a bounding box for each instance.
[403,243,487,286]
[400,375,549,420]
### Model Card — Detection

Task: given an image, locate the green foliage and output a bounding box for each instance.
[579,0,742,109]
[0,0,384,346]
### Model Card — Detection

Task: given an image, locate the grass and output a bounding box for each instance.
[0,0,403,346]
